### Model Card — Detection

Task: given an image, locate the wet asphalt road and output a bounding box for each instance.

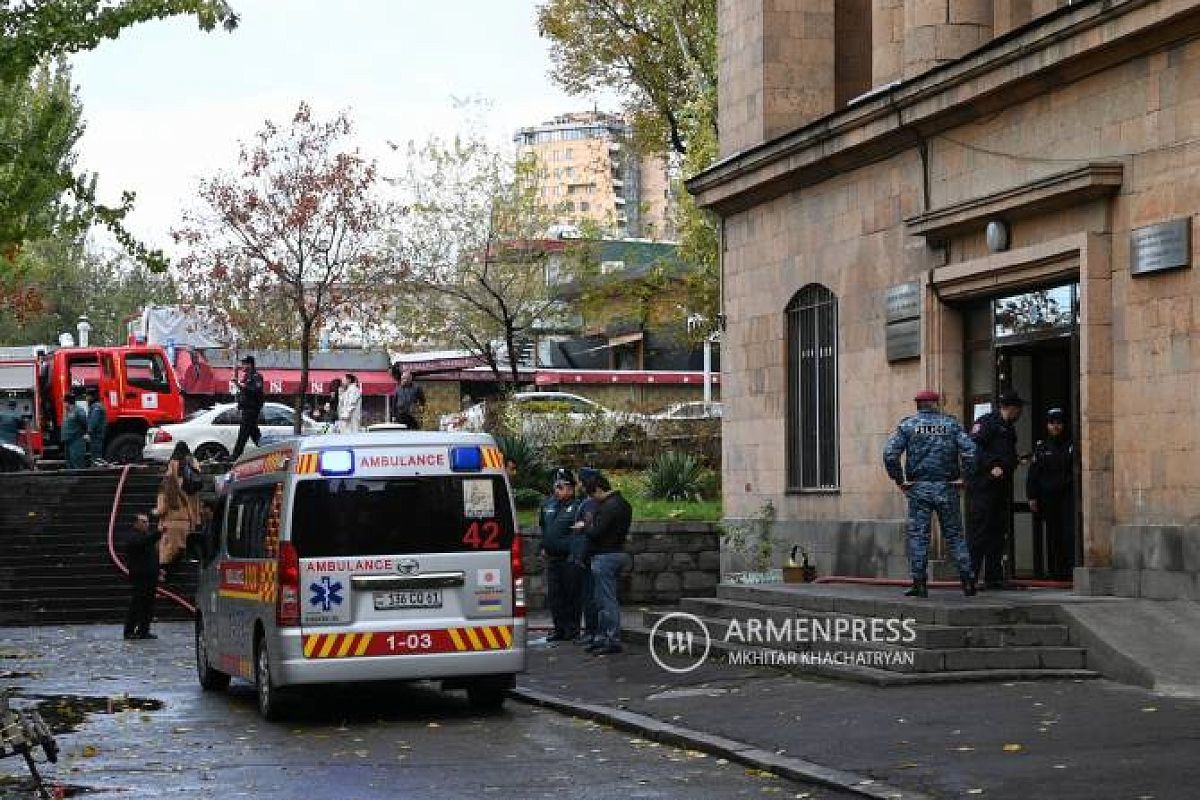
[0,623,851,799]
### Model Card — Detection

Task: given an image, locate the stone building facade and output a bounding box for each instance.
[691,1,1200,598]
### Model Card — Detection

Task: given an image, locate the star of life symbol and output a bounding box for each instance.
[649,612,712,674]
[309,576,344,612]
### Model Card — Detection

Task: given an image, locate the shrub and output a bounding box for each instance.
[641,450,706,501]
[512,487,545,510]
[493,432,551,492]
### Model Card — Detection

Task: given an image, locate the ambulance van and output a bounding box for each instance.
[194,430,526,719]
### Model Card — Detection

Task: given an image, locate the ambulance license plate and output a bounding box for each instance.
[374,590,442,610]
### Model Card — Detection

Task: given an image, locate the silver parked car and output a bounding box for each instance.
[143,402,322,463]
[439,391,650,444]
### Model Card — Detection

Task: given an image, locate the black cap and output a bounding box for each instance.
[553,468,576,486]
[998,390,1025,407]
[577,467,600,482]
[240,354,255,365]
[1046,407,1066,421]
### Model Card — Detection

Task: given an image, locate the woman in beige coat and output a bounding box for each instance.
[156,443,200,566]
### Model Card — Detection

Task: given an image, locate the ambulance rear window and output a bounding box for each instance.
[289,476,515,558]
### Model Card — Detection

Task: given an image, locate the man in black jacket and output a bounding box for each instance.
[539,468,584,643]
[967,391,1023,589]
[121,512,162,640]
[230,354,265,461]
[582,471,632,655]
[1027,408,1075,580]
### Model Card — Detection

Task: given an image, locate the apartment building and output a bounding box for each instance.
[514,111,674,240]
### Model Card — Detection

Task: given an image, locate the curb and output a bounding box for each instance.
[509,686,934,800]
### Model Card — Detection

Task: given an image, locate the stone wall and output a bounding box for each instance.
[521,523,721,610]
[1076,525,1200,601]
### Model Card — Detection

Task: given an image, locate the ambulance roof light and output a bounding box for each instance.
[450,446,482,472]
[319,449,355,476]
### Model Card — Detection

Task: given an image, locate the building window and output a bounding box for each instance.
[786,284,839,491]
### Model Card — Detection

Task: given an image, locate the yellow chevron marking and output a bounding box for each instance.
[317,635,338,658]
[481,626,500,649]
[448,628,467,651]
[464,627,484,651]
[355,633,373,656]
[336,633,357,658]
[303,636,317,658]
[497,626,513,648]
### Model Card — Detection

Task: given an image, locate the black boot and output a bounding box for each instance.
[904,579,928,598]
[961,574,977,597]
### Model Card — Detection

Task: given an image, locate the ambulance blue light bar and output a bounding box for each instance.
[450,446,482,472]
[319,449,355,476]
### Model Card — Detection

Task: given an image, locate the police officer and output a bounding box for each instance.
[85,386,107,466]
[967,390,1024,589]
[539,468,584,642]
[884,389,978,597]
[61,390,89,469]
[1027,408,1074,580]
[230,355,265,461]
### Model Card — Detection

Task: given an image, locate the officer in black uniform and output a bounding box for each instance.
[1026,408,1075,580]
[967,390,1023,589]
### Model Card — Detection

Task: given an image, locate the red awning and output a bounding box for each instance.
[535,369,720,386]
[206,367,396,396]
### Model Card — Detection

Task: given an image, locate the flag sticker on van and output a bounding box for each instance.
[477,568,503,588]
[463,479,495,518]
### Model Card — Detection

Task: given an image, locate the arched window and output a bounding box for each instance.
[786,284,839,491]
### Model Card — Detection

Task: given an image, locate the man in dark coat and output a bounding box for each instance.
[582,470,632,655]
[85,387,107,466]
[967,390,1023,589]
[0,398,25,446]
[390,369,426,429]
[61,392,89,469]
[120,512,162,640]
[230,355,265,461]
[538,468,585,643]
[1027,408,1075,580]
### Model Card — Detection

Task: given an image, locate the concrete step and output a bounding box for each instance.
[642,610,1088,673]
[716,583,1063,625]
[679,597,1071,648]
[623,625,1097,686]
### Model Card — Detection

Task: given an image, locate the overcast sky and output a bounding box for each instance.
[69,0,595,254]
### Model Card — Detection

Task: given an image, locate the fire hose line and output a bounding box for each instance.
[106,464,196,615]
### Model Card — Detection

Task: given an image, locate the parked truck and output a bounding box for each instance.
[0,343,186,465]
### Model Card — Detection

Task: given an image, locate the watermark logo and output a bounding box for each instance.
[649,612,711,674]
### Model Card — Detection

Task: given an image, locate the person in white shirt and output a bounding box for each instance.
[338,373,362,433]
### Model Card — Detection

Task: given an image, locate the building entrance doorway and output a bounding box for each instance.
[962,283,1080,582]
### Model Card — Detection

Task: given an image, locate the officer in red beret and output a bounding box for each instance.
[883,389,979,597]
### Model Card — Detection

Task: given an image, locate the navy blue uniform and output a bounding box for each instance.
[0,409,24,446]
[86,400,107,465]
[1027,434,1074,579]
[883,410,977,581]
[539,494,585,640]
[967,411,1019,585]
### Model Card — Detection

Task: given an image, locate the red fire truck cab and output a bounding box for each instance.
[0,345,185,464]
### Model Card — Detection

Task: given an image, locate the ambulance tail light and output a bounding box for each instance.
[511,529,525,618]
[276,541,301,627]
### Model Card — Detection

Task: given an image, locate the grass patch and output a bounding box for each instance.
[516,469,721,528]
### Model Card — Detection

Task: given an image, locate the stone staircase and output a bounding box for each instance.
[633,583,1099,685]
[0,466,199,626]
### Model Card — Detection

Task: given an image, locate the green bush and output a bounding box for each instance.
[641,450,706,501]
[512,487,545,510]
[493,432,551,492]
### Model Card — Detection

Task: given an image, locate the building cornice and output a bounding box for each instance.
[905,163,1124,243]
[687,0,1199,216]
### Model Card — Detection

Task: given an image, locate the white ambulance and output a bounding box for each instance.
[193,431,526,719]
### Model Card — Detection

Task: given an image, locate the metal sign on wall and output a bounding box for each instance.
[1131,218,1191,276]
[885,282,921,362]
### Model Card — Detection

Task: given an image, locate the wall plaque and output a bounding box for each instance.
[886,318,921,362]
[885,282,921,323]
[1131,218,1191,276]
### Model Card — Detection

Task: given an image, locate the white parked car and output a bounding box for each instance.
[440,391,650,445]
[651,401,723,420]
[142,402,322,463]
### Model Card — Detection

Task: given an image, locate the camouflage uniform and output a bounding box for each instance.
[883,410,977,581]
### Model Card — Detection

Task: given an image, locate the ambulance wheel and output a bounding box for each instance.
[195,616,230,691]
[255,634,290,721]
[466,683,507,713]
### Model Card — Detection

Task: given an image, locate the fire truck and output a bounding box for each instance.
[0,343,186,464]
